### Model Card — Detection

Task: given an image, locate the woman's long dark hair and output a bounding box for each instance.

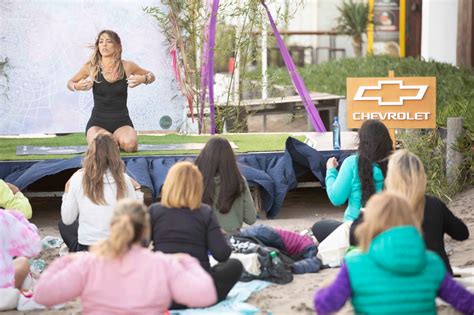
[357,120,393,206]
[195,137,244,214]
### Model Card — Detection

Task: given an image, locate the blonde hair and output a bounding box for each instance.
[82,133,126,205]
[385,149,427,223]
[87,30,125,83]
[161,161,203,210]
[91,199,149,258]
[356,192,418,251]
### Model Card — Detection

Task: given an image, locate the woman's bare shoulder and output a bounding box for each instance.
[123,59,140,70]
[122,59,136,67]
[80,62,92,71]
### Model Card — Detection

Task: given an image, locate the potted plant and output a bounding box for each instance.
[335,0,370,57]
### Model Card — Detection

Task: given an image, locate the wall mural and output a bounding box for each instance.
[0,0,185,134]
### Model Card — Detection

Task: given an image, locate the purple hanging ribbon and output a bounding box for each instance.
[207,0,219,134]
[199,0,219,134]
[199,0,211,132]
[261,2,326,132]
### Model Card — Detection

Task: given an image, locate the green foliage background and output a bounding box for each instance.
[262,56,474,130]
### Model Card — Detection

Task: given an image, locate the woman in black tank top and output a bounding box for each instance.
[67,30,155,152]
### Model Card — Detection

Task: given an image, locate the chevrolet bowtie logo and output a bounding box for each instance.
[354,80,428,106]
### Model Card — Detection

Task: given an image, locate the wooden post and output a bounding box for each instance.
[388,71,398,148]
[446,117,464,185]
[457,0,473,68]
[389,128,396,149]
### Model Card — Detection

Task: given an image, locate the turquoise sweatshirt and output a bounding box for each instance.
[345,226,445,314]
[325,155,384,221]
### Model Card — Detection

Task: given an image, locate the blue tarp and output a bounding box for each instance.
[0,137,351,218]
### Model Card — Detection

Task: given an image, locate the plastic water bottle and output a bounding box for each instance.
[333,116,341,150]
[269,251,283,268]
[29,259,46,276]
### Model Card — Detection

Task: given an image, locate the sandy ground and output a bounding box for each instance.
[4,186,473,314]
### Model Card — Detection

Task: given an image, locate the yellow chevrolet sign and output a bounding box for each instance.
[346,72,436,129]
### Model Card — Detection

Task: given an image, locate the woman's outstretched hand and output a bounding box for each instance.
[127,74,144,88]
[75,78,93,91]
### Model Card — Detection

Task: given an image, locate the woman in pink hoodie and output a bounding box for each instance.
[34,199,217,314]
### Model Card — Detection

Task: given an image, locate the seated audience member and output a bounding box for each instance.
[195,136,256,234]
[149,162,243,307]
[312,120,393,244]
[325,119,392,221]
[239,224,320,274]
[0,180,32,219]
[0,210,41,289]
[59,133,143,252]
[34,199,216,312]
[314,192,474,315]
[385,149,469,274]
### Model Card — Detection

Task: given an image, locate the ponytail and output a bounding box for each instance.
[91,199,149,258]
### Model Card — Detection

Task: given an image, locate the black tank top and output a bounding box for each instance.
[92,71,128,117]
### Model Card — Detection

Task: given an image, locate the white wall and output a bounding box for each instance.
[270,0,364,62]
[421,0,458,64]
[315,0,358,61]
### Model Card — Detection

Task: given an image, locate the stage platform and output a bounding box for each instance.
[0,133,357,218]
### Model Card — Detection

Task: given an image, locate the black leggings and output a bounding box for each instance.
[312,216,364,246]
[170,258,243,309]
[85,113,134,135]
[58,220,89,252]
[312,219,343,243]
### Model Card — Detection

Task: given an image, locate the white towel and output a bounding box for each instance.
[0,288,19,311]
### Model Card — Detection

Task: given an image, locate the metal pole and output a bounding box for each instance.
[262,12,268,100]
[233,29,241,104]
[231,0,242,104]
[261,9,268,131]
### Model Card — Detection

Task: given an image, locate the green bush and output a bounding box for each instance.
[266,55,474,130]
[398,130,471,203]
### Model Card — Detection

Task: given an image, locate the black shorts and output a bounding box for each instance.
[85,114,134,135]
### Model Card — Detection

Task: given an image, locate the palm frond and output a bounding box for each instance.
[335,0,370,38]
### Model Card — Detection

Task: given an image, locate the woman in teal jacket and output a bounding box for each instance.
[312,120,392,243]
[314,192,474,314]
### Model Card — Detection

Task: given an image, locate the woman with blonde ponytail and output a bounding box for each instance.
[385,149,469,274]
[59,133,143,252]
[34,199,217,313]
[92,207,141,259]
[67,30,155,152]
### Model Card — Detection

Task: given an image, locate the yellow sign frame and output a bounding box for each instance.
[368,0,406,57]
